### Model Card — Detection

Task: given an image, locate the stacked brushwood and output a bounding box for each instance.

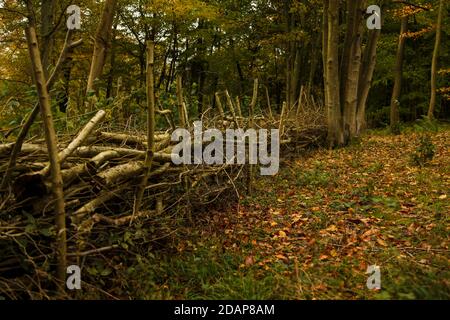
[0,103,326,298]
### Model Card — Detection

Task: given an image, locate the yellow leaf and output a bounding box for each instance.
[275,254,288,261]
[376,238,388,247]
[279,230,287,238]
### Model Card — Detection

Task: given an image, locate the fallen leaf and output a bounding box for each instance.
[275,254,288,261]
[376,238,388,247]
[245,255,255,266]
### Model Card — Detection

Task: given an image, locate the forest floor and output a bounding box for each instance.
[128,126,449,300]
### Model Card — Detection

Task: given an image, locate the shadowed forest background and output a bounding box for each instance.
[0,0,449,299]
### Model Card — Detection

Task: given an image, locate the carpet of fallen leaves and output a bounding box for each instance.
[173,129,449,299]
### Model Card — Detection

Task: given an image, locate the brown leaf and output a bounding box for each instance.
[376,238,388,247]
[245,255,255,266]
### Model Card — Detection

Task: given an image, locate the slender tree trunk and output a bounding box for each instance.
[235,60,245,95]
[291,46,301,108]
[428,0,444,119]
[40,0,56,77]
[322,0,329,117]
[343,1,365,139]
[106,24,118,99]
[198,69,206,115]
[325,0,344,147]
[356,28,381,134]
[133,41,155,217]
[308,35,319,89]
[58,54,73,113]
[25,20,66,284]
[215,92,225,119]
[86,0,117,94]
[247,79,258,193]
[176,75,186,128]
[340,0,358,110]
[390,16,408,134]
[157,47,170,89]
[283,0,294,109]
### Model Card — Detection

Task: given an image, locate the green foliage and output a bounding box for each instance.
[296,166,334,188]
[124,242,290,299]
[410,134,436,166]
[374,257,450,300]
[413,116,440,133]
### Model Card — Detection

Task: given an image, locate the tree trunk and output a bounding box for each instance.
[291,46,301,108]
[133,41,156,216]
[40,0,56,77]
[325,0,344,147]
[106,23,118,99]
[390,16,408,134]
[247,79,258,193]
[86,0,117,94]
[343,1,365,139]
[340,0,359,109]
[322,0,329,119]
[428,0,444,119]
[25,18,67,284]
[176,75,187,128]
[308,35,319,89]
[356,28,381,134]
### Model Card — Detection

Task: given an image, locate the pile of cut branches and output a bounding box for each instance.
[0,91,326,298]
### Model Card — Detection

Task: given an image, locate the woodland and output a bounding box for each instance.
[0,0,449,299]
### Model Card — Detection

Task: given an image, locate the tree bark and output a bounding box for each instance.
[133,41,156,217]
[215,92,225,119]
[25,18,66,283]
[325,0,344,147]
[390,16,408,134]
[247,79,258,193]
[86,0,117,94]
[322,0,329,112]
[356,28,381,134]
[428,0,444,119]
[343,1,365,138]
[176,75,187,128]
[340,0,359,109]
[40,0,56,77]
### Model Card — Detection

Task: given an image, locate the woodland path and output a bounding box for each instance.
[141,127,449,300]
